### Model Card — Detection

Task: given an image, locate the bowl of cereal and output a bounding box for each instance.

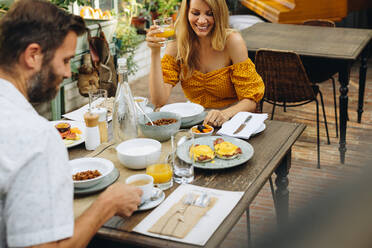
[138,112,181,142]
[69,157,114,188]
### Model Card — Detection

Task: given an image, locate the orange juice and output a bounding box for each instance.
[146,163,173,184]
[155,27,175,38]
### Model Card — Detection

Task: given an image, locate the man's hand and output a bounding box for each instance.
[204,109,229,127]
[101,183,143,217]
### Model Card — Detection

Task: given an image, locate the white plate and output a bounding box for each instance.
[177,136,254,169]
[50,120,85,148]
[69,157,114,189]
[181,111,207,128]
[137,188,165,211]
[160,102,204,124]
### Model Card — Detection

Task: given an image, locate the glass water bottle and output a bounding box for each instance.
[112,58,138,143]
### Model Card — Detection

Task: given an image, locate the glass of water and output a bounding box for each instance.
[168,135,194,184]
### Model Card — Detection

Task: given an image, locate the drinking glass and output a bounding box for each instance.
[88,89,108,111]
[170,134,195,184]
[146,163,173,190]
[154,17,175,42]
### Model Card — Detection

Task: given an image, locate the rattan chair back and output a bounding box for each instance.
[255,49,316,104]
[303,19,336,27]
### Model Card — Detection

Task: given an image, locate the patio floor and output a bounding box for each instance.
[129,59,372,247]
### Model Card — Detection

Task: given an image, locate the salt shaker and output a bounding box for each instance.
[91,108,108,143]
[84,112,100,150]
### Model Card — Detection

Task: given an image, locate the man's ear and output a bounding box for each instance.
[22,43,43,70]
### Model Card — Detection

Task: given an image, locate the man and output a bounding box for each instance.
[0,0,142,247]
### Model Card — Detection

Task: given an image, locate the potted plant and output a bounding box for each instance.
[156,0,181,20]
[115,0,145,76]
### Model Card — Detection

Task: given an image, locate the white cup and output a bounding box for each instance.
[125,174,153,203]
[134,96,148,110]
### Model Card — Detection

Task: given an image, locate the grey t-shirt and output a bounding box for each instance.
[0,79,74,247]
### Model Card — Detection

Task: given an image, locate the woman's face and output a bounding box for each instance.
[188,0,215,38]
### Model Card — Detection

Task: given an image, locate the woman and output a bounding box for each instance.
[146,0,264,127]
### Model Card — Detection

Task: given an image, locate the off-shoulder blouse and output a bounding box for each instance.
[161,54,265,109]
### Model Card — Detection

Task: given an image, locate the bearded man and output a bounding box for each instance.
[0,1,142,247]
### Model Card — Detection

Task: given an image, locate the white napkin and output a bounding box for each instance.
[217,112,268,139]
[133,184,243,246]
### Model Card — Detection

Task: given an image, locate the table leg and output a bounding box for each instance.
[246,207,252,247]
[274,149,291,226]
[357,46,369,123]
[338,62,351,164]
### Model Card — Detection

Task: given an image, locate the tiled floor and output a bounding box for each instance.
[130,59,372,247]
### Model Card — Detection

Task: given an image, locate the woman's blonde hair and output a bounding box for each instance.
[175,0,233,80]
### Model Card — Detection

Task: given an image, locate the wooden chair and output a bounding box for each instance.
[255,49,330,169]
[302,19,339,137]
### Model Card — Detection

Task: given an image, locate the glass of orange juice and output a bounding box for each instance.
[146,163,173,190]
[154,17,175,42]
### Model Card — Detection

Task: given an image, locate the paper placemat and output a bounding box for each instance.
[133,184,244,246]
[148,194,217,239]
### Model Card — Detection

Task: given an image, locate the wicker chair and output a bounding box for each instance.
[255,49,330,169]
[302,19,339,137]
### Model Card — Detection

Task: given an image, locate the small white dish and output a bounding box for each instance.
[69,157,114,189]
[159,102,204,124]
[116,138,162,169]
[190,124,214,138]
[137,188,165,211]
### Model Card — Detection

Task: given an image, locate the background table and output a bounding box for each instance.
[241,22,372,164]
[70,120,305,247]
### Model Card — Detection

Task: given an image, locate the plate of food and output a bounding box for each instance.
[51,120,85,148]
[176,136,254,169]
[69,157,114,189]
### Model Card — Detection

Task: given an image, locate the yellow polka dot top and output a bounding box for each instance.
[161,54,265,109]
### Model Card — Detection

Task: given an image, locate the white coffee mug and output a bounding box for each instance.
[125,174,153,204]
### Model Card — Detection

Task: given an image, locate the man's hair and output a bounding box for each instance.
[0,0,86,72]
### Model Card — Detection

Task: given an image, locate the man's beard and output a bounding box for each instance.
[27,63,63,103]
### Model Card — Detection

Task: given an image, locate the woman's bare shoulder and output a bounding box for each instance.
[226,31,248,63]
[164,40,178,57]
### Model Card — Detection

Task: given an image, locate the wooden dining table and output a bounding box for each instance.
[69,120,305,247]
[241,22,372,164]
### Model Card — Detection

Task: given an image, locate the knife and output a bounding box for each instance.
[233,115,252,134]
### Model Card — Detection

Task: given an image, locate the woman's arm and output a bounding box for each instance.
[146,26,175,107]
[204,32,258,126]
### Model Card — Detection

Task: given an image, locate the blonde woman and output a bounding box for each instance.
[146,0,264,127]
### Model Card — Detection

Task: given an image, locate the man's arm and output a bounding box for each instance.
[29,183,142,248]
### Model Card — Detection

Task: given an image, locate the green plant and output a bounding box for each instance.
[157,0,180,17]
[115,0,145,76]
[50,0,91,10]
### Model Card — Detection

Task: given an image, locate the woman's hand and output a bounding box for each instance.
[146,25,166,49]
[204,109,229,127]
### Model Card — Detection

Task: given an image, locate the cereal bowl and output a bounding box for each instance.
[116,138,162,169]
[138,112,181,142]
[69,157,114,189]
[190,124,214,138]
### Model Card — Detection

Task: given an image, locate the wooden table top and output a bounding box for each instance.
[70,120,305,248]
[241,22,372,60]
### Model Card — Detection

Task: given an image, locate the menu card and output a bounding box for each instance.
[133,184,244,246]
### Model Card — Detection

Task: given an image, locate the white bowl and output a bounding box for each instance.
[116,138,162,169]
[69,157,114,189]
[159,102,204,124]
[190,124,214,138]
